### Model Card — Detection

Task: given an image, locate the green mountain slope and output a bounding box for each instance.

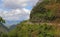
[8,21,57,37]
[30,0,60,23]
[2,0,60,37]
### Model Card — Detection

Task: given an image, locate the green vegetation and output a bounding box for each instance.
[0,16,8,37]
[7,21,60,37]
[0,0,60,37]
[30,0,60,23]
[0,21,60,37]
[0,32,8,37]
[8,21,56,37]
[0,16,5,25]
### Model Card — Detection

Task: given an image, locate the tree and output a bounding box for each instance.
[0,16,5,25]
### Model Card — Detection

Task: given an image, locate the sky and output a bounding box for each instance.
[0,0,39,26]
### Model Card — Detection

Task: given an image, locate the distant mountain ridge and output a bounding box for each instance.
[5,20,21,26]
[9,25,17,31]
[0,24,17,33]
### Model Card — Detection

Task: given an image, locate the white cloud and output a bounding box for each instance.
[2,0,39,9]
[0,0,41,25]
[0,8,30,21]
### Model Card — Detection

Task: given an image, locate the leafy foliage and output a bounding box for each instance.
[7,21,57,37]
[0,16,5,24]
[0,20,60,37]
[30,0,60,23]
[0,0,60,37]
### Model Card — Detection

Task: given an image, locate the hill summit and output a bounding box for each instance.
[30,0,60,23]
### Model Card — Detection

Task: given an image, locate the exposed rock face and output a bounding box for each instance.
[30,0,60,23]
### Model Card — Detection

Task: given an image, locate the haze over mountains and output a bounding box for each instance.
[5,21,21,26]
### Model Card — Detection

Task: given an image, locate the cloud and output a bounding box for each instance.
[2,0,39,9]
[0,8,30,21]
[0,0,40,25]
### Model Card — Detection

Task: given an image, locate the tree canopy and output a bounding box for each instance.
[0,16,5,24]
[30,0,60,23]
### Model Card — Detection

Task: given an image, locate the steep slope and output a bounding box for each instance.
[30,0,60,23]
[0,24,9,33]
[8,0,60,37]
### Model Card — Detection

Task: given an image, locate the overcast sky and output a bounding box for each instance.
[0,0,39,26]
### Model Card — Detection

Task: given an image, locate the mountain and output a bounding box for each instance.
[8,20,58,37]
[7,0,60,37]
[30,0,60,23]
[0,24,9,33]
[5,21,21,26]
[9,25,17,31]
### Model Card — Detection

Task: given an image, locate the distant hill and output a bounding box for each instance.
[9,25,16,31]
[0,24,9,33]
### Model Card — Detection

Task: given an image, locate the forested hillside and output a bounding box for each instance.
[0,0,60,37]
[7,0,60,37]
[8,21,56,37]
[8,20,60,37]
[30,0,60,23]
